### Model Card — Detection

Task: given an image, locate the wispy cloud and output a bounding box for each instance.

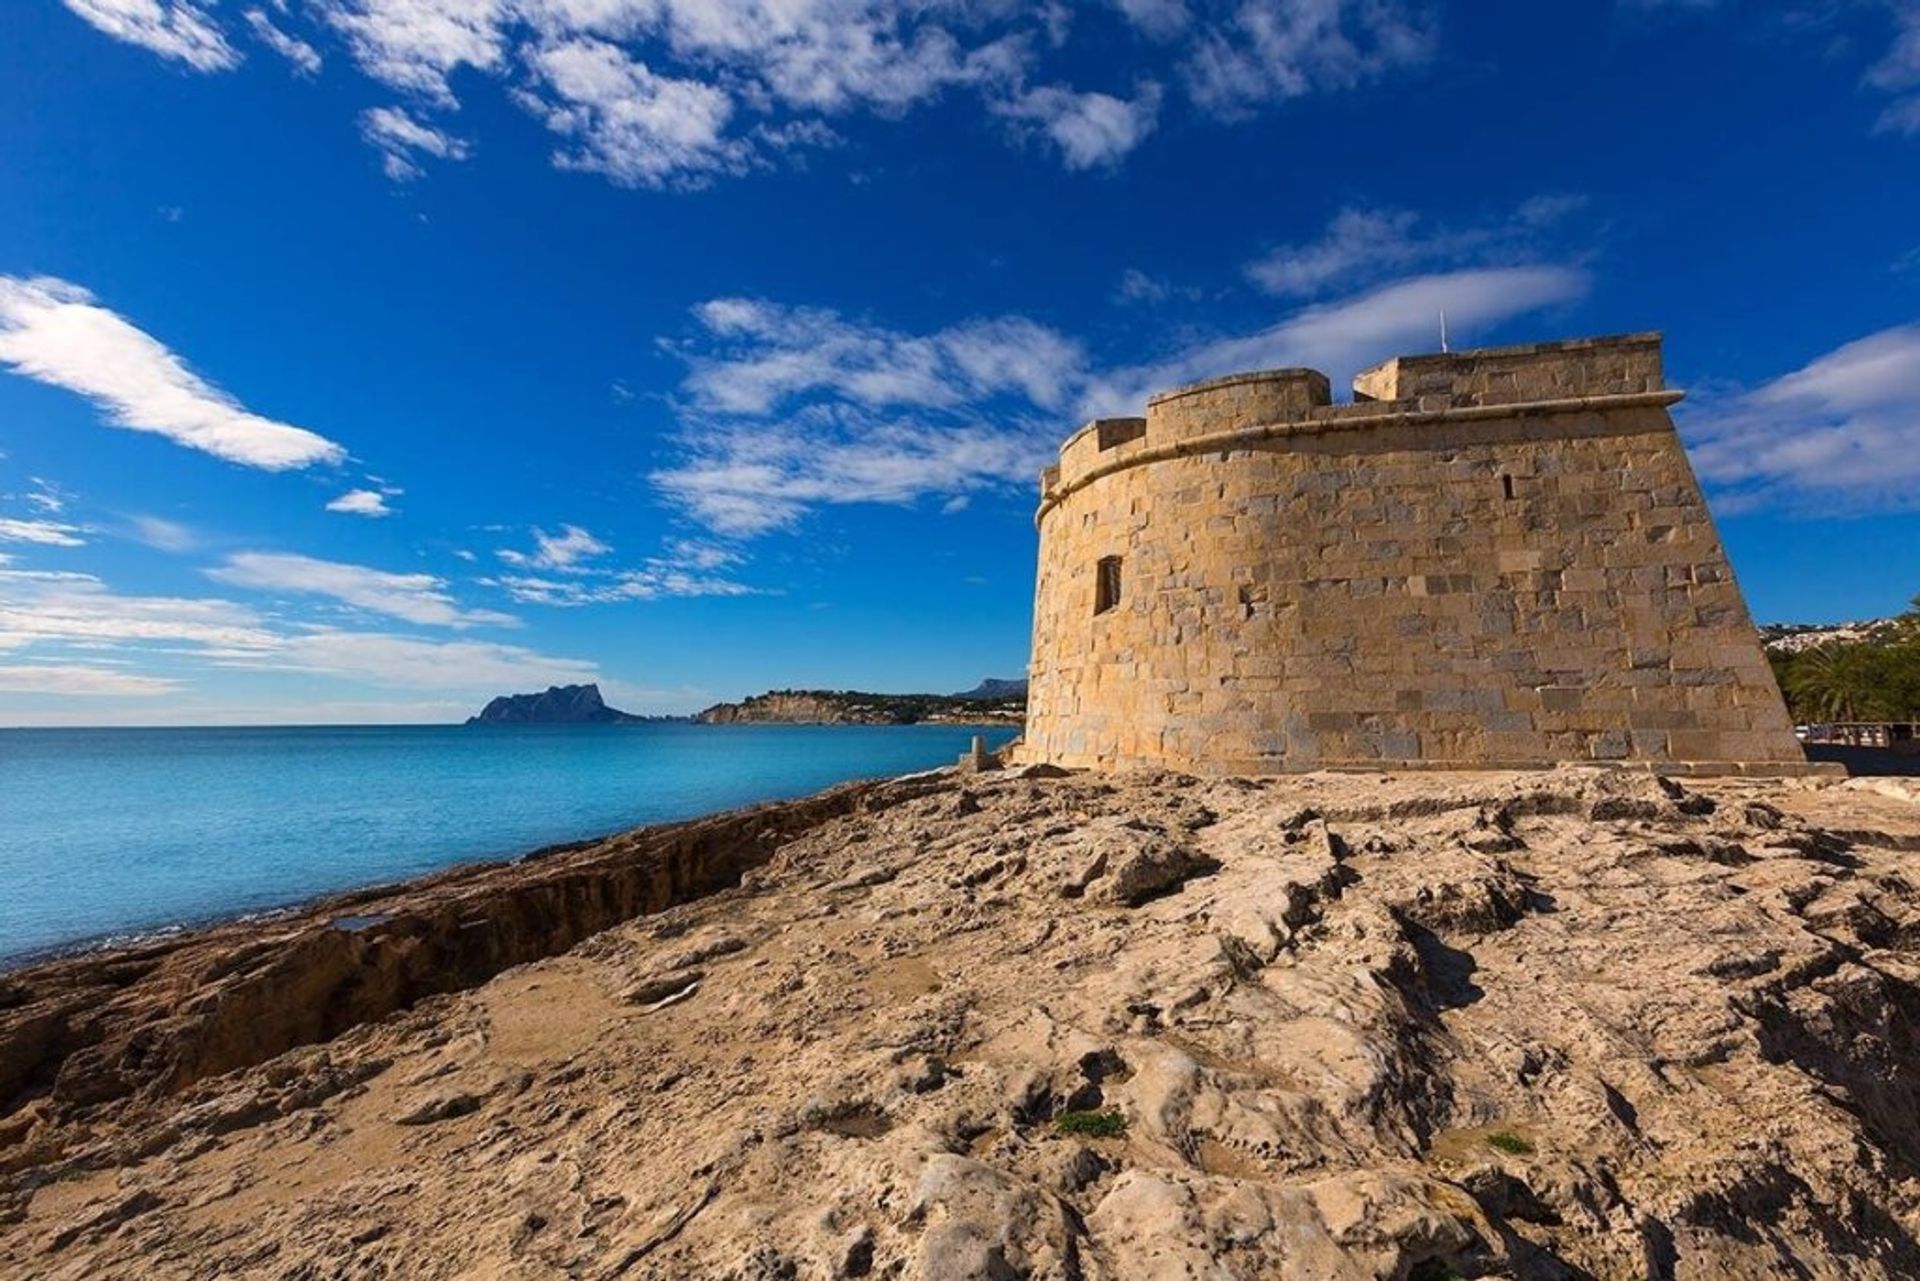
[61,0,239,71]
[993,81,1163,170]
[1869,2,1920,133]
[0,276,346,471]
[360,106,471,181]
[208,552,517,628]
[23,478,67,514]
[496,524,610,572]
[125,514,198,553]
[1082,265,1592,414]
[0,567,598,696]
[0,518,86,547]
[488,528,756,603]
[676,299,1088,416]
[0,662,180,696]
[1176,0,1434,116]
[245,7,323,75]
[62,0,1437,187]
[1245,196,1588,299]
[1682,322,1920,513]
[238,630,599,690]
[326,488,397,518]
[518,37,747,188]
[0,569,278,651]
[653,263,1590,535]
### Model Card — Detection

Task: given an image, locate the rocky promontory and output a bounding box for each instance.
[4,766,1920,1278]
[466,683,643,725]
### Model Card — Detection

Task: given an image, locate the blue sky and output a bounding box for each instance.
[1,0,1917,724]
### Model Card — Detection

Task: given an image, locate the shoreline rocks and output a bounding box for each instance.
[4,765,1920,1277]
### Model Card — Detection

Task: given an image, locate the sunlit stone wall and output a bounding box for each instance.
[1022,334,1814,775]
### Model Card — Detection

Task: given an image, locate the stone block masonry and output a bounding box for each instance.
[1021,333,1824,776]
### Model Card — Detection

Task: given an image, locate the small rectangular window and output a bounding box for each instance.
[1094,555,1122,615]
[1501,474,1516,501]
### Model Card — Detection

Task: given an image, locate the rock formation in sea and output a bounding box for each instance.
[465,683,642,725]
[4,765,1919,1278]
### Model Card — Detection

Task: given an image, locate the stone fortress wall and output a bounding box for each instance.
[1021,333,1819,775]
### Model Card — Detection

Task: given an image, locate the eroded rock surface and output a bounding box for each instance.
[4,766,1920,1279]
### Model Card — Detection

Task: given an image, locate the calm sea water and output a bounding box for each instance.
[0,722,1019,964]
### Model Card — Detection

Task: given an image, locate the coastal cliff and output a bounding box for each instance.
[697,686,1024,725]
[466,683,642,725]
[5,767,1920,1277]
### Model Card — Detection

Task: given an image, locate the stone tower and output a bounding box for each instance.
[1021,334,1817,776]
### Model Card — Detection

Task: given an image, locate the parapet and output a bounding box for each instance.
[1147,368,1332,443]
[1352,332,1664,408]
[1041,334,1675,506]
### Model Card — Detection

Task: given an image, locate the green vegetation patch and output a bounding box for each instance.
[1767,596,1920,723]
[1054,1109,1128,1139]
[1486,1130,1535,1156]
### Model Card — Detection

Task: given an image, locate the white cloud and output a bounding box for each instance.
[0,569,279,651]
[521,37,746,187]
[994,82,1163,169]
[0,276,346,471]
[0,663,180,696]
[0,518,86,547]
[1180,0,1433,116]
[487,566,757,605]
[245,7,324,75]
[653,413,1057,536]
[208,552,517,627]
[1082,266,1592,415]
[326,488,397,517]
[1682,323,1920,513]
[24,478,67,514]
[360,105,472,180]
[1870,3,1920,133]
[61,0,239,71]
[487,529,755,602]
[653,263,1588,536]
[241,630,599,690]
[125,514,198,552]
[324,0,510,106]
[0,567,604,700]
[65,0,1436,186]
[679,299,1088,415]
[496,524,611,571]
[1112,0,1190,41]
[1245,196,1588,298]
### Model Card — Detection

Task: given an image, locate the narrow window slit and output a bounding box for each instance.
[1094,556,1122,616]
[1501,474,1516,501]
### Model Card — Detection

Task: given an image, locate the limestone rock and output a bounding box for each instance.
[5,766,1920,1278]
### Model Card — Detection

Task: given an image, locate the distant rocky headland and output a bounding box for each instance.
[696,680,1026,726]
[465,683,644,725]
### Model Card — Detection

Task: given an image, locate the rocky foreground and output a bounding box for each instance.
[4,766,1920,1279]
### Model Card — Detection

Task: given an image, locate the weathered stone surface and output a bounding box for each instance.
[4,766,1919,1278]
[1022,334,1817,776]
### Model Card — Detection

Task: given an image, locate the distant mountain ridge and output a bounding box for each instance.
[954,677,1028,700]
[697,682,1025,726]
[466,683,643,725]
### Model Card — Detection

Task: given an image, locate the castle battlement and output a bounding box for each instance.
[1020,332,1822,777]
[1044,334,1678,506]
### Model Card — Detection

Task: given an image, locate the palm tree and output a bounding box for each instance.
[1787,643,1889,723]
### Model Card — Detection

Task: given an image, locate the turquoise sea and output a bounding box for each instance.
[0,723,1019,965]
